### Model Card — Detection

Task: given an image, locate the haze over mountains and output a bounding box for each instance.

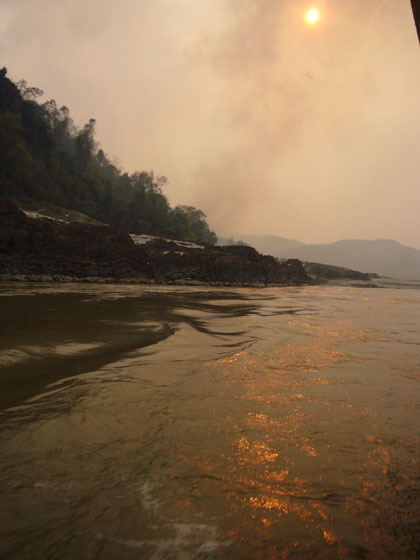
[222,235,420,281]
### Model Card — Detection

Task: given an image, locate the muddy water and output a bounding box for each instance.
[0,283,419,559]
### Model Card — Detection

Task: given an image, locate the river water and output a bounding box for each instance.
[0,283,419,559]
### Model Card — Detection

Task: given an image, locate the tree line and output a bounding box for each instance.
[0,67,216,244]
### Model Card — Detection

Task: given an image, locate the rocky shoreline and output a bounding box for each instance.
[0,199,310,287]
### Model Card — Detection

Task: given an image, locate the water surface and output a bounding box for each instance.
[0,283,419,559]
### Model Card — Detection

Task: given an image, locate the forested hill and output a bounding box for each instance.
[0,67,216,245]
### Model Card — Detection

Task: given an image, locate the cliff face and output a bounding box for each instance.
[0,199,309,286]
[0,199,153,281]
[142,238,308,286]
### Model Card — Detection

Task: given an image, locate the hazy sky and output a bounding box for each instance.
[1,0,420,247]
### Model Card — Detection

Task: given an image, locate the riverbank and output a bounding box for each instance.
[0,199,310,287]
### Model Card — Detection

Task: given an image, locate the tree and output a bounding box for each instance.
[0,70,218,245]
[174,206,217,244]
[75,118,96,171]
[0,67,22,113]
[16,79,44,101]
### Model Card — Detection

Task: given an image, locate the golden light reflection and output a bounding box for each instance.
[204,432,342,555]
[249,495,308,519]
[199,314,396,554]
[214,344,358,383]
[237,437,279,465]
[323,528,339,546]
[287,319,371,344]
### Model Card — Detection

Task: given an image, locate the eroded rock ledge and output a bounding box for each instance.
[0,199,310,286]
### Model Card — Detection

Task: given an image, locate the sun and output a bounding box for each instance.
[306,8,320,24]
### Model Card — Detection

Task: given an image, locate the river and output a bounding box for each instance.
[0,283,419,559]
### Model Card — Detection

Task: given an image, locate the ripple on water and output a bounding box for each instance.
[0,284,419,559]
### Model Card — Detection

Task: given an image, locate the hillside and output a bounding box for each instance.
[0,67,216,245]
[221,234,305,255]
[275,239,420,281]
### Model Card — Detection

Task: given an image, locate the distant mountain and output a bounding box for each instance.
[275,239,420,280]
[223,234,305,255]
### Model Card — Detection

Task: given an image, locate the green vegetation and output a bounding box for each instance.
[0,67,216,244]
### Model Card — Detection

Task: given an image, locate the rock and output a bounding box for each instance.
[0,198,310,286]
[139,239,309,286]
[303,261,372,281]
[0,198,153,280]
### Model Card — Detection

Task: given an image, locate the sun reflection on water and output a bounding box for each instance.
[198,312,417,557]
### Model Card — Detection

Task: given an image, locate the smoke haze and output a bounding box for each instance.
[1,0,419,247]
